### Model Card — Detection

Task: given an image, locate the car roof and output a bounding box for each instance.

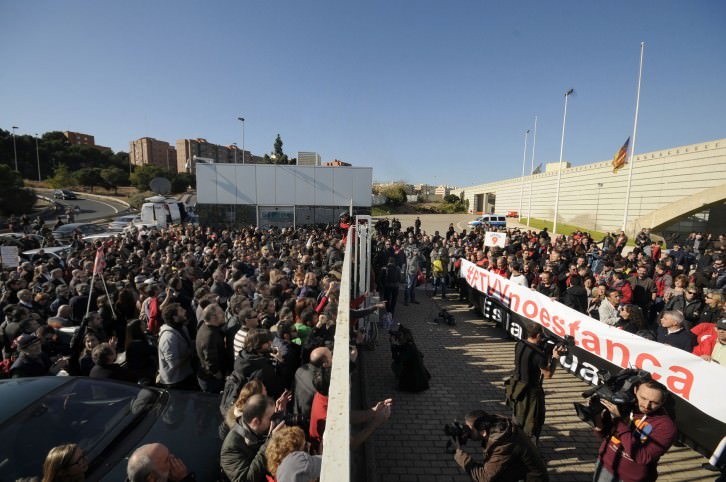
[53,222,95,232]
[0,377,71,424]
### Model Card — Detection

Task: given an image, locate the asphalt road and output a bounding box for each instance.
[35,189,129,223]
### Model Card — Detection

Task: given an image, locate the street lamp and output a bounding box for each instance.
[35,134,41,181]
[594,183,603,231]
[232,142,238,163]
[237,117,245,163]
[12,126,19,171]
[552,88,574,235]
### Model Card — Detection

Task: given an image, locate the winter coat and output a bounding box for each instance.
[454,416,548,482]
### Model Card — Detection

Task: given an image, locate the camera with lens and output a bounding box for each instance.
[543,333,575,364]
[574,368,652,427]
[443,421,471,453]
[271,411,308,428]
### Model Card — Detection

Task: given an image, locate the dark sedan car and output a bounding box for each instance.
[0,377,222,481]
[53,189,78,200]
[52,222,106,243]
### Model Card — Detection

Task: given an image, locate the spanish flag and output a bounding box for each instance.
[612,137,630,173]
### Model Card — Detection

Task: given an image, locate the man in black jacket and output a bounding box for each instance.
[196,303,230,393]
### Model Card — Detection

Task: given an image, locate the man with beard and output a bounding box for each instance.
[158,302,197,390]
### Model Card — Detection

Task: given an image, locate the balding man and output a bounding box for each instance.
[47,305,73,328]
[127,443,193,481]
[293,346,332,422]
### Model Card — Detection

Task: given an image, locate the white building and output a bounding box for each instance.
[297,151,321,166]
[461,138,726,236]
[196,164,372,226]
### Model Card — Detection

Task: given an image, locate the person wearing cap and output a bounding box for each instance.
[10,333,51,378]
[692,318,726,364]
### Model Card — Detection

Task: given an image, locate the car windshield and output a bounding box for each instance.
[0,378,160,481]
[82,224,106,234]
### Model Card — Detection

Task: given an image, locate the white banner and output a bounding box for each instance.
[1,246,18,268]
[484,231,506,248]
[459,258,726,425]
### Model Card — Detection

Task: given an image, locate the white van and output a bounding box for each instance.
[468,214,507,228]
[135,196,188,229]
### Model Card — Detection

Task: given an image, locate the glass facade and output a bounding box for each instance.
[196,204,371,228]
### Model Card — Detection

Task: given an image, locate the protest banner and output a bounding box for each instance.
[460,258,726,461]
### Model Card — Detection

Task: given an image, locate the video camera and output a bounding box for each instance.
[543,333,575,364]
[574,368,652,427]
[443,421,471,454]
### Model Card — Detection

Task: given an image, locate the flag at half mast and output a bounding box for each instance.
[612,137,630,173]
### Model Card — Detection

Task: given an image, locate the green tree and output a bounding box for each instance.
[75,167,107,192]
[263,134,289,164]
[444,193,460,204]
[171,172,195,193]
[47,164,76,189]
[0,164,35,216]
[100,166,128,194]
[380,183,407,206]
[129,165,164,191]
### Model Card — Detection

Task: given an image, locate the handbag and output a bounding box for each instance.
[504,376,528,408]
[416,269,425,287]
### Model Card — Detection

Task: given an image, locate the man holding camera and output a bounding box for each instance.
[452,410,548,482]
[593,380,677,482]
[508,322,566,442]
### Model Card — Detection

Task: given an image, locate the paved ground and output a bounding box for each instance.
[360,284,716,482]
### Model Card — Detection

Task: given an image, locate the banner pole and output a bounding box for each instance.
[622,42,645,235]
[527,116,538,228]
[518,129,529,223]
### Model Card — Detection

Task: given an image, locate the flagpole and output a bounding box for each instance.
[622,42,645,235]
[518,129,530,223]
[553,88,574,235]
[527,116,538,228]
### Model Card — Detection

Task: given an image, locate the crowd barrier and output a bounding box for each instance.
[459,258,726,462]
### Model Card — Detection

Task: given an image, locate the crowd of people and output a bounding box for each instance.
[2,209,724,481]
[1,213,392,481]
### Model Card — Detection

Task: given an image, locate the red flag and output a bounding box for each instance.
[612,137,630,173]
[93,246,106,275]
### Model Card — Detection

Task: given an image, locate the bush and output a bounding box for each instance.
[129,191,154,210]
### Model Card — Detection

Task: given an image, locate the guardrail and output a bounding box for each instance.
[320,228,353,480]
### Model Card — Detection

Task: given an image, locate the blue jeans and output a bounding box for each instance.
[404,272,417,302]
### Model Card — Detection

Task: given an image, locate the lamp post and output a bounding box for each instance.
[594,183,603,231]
[552,88,574,235]
[35,134,41,181]
[12,126,19,171]
[527,116,538,227]
[237,117,245,163]
[232,142,238,163]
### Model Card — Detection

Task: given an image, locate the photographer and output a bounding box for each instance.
[593,380,677,482]
[508,322,566,442]
[451,410,548,482]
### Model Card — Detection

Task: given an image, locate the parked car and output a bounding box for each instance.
[108,215,140,232]
[506,211,519,218]
[0,233,45,250]
[52,189,78,200]
[20,245,72,266]
[0,377,222,481]
[468,214,507,228]
[52,222,106,243]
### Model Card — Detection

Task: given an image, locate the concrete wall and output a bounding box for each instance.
[461,138,726,234]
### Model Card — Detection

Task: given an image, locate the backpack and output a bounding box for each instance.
[219,367,264,416]
[219,370,246,417]
[432,259,445,275]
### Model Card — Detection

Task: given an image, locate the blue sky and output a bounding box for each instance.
[2,1,725,187]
